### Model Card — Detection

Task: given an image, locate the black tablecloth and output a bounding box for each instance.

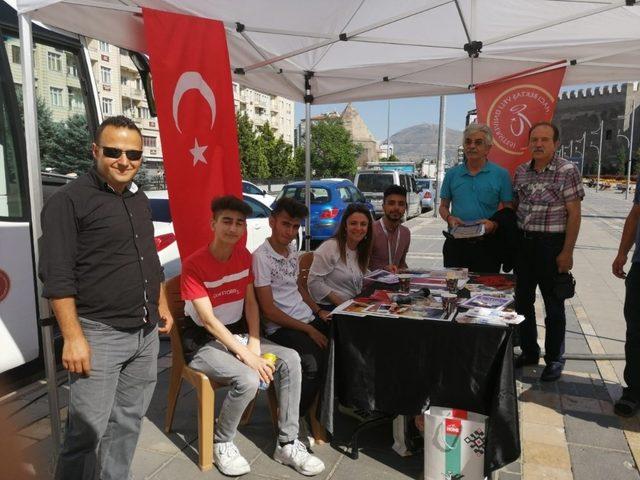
[320,313,520,475]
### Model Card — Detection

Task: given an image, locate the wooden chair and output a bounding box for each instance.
[163,275,277,471]
[296,252,329,445]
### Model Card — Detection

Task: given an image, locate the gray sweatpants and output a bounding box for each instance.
[55,317,159,480]
[189,337,302,443]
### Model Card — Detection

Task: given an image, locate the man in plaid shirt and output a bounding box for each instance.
[513,122,584,382]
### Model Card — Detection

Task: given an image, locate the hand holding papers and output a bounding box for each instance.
[449,221,485,239]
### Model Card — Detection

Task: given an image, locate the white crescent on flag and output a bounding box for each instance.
[172,71,216,134]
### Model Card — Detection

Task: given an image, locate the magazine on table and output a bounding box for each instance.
[332,299,454,321]
[456,307,525,326]
[364,269,398,284]
[458,294,513,310]
[450,221,485,239]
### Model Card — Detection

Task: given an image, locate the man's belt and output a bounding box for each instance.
[520,230,565,240]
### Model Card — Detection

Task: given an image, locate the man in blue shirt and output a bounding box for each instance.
[438,123,513,272]
[612,177,640,416]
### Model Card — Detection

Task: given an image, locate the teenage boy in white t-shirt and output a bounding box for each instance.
[253,198,331,417]
[181,195,324,477]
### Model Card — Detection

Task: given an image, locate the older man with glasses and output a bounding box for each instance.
[438,123,514,273]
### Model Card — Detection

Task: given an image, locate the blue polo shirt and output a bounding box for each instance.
[440,161,513,222]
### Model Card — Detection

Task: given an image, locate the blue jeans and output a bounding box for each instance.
[515,233,567,364]
[55,318,159,480]
[624,263,640,399]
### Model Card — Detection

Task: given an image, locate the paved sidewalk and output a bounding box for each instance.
[2,188,640,479]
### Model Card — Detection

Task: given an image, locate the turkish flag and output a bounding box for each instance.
[475,63,566,176]
[143,8,242,260]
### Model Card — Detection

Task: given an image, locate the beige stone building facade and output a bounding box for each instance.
[5,35,295,174]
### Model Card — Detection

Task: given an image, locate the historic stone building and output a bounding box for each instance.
[553,82,640,176]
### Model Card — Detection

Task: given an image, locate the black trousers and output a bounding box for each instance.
[267,317,330,416]
[443,236,501,273]
[624,263,640,399]
[514,232,566,364]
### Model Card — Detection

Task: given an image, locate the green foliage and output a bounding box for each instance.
[292,118,360,178]
[381,154,399,162]
[236,112,270,179]
[257,122,294,178]
[616,147,628,176]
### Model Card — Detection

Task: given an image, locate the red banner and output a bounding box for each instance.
[143,8,242,260]
[475,65,566,176]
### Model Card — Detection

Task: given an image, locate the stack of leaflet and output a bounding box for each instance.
[455,307,525,326]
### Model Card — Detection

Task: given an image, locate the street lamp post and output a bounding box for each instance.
[616,98,636,200]
[591,120,604,192]
[574,131,587,177]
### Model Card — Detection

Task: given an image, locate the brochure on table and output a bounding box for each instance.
[332,295,455,322]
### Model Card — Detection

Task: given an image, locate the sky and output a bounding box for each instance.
[293,83,620,143]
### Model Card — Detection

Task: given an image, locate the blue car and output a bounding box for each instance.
[274,179,374,241]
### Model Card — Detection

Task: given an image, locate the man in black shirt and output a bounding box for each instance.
[39,116,173,480]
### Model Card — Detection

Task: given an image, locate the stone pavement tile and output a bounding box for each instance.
[522,463,573,480]
[522,441,571,470]
[521,422,566,447]
[563,359,599,375]
[130,447,174,479]
[521,400,564,427]
[564,411,627,451]
[520,389,561,408]
[19,417,51,441]
[560,394,603,414]
[148,456,215,480]
[246,442,343,480]
[501,460,521,474]
[137,416,190,455]
[498,472,521,480]
[20,436,56,480]
[568,444,639,480]
[330,446,422,480]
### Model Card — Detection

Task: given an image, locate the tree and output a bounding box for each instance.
[16,90,58,169]
[257,122,294,178]
[236,112,269,179]
[293,118,361,178]
[47,114,93,174]
[381,154,399,162]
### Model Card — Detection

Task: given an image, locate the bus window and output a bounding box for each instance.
[4,33,96,179]
[0,73,24,218]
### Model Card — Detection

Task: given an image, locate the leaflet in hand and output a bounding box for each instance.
[450,222,485,239]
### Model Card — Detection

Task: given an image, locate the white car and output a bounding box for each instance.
[242,180,276,207]
[146,190,298,280]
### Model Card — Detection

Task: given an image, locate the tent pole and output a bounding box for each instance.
[18,12,61,459]
[626,98,635,200]
[433,96,446,218]
[597,119,603,192]
[304,73,312,251]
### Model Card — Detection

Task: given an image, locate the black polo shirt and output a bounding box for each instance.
[38,167,164,328]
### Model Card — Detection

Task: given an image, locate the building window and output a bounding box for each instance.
[100,66,111,84]
[11,45,20,64]
[99,41,109,53]
[137,106,149,119]
[68,87,83,110]
[120,75,128,86]
[66,54,78,77]
[101,97,113,115]
[135,78,143,91]
[47,51,62,71]
[50,87,63,107]
[143,135,157,148]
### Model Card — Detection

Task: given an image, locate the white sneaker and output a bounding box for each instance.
[213,442,251,476]
[274,439,325,476]
[299,417,316,449]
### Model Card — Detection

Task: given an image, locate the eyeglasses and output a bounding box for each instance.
[464,139,486,146]
[99,145,144,161]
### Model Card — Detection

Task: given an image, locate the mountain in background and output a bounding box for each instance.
[390,123,463,163]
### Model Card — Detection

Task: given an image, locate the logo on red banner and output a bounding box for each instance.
[487,84,556,156]
[475,64,566,176]
[445,419,461,436]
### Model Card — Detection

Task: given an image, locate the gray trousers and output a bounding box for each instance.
[189,337,301,444]
[55,318,159,480]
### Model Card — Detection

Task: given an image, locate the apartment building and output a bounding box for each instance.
[5,36,294,175]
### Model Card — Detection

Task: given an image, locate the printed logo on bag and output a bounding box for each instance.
[0,268,9,302]
[445,419,461,436]
[463,428,486,456]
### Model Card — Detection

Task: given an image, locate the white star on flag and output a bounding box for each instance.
[190,139,208,166]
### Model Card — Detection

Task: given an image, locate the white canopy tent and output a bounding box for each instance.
[13,0,640,457]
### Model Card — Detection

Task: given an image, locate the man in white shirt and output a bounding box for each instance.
[253,198,330,416]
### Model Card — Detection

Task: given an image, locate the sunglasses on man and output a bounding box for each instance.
[99,145,144,161]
